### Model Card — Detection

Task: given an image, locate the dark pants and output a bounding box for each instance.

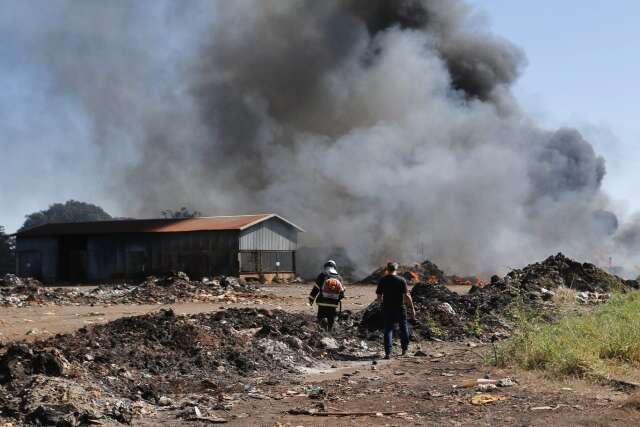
[317,306,337,331]
[383,309,409,356]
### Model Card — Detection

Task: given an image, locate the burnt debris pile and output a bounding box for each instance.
[495,252,635,293]
[0,308,377,425]
[360,253,637,341]
[0,272,262,308]
[359,259,447,285]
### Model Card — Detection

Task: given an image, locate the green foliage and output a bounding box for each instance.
[0,226,15,274]
[497,292,640,378]
[465,308,485,338]
[161,207,203,218]
[21,200,112,230]
[421,313,446,340]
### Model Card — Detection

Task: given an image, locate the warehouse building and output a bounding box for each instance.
[15,214,303,283]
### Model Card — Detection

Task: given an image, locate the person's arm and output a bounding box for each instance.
[376,279,383,304]
[402,279,416,319]
[309,274,322,305]
[404,292,416,319]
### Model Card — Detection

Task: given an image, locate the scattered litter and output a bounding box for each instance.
[471,394,508,406]
[476,383,498,392]
[497,378,516,387]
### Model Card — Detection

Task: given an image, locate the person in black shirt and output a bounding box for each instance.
[309,260,345,332]
[376,262,416,359]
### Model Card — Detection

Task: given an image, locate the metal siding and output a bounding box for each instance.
[239,218,298,251]
[16,237,58,282]
[78,231,240,282]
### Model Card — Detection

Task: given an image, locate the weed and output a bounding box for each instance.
[497,292,640,378]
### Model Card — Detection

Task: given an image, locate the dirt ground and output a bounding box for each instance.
[0,284,374,342]
[137,341,640,427]
[0,283,472,342]
[3,283,640,426]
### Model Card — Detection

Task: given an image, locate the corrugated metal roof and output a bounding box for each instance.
[17,214,304,237]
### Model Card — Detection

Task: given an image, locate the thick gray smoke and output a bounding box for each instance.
[2,0,635,275]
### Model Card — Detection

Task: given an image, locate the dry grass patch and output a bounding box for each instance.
[497,292,640,378]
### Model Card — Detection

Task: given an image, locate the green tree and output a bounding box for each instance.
[161,207,203,218]
[21,200,112,230]
[0,226,15,274]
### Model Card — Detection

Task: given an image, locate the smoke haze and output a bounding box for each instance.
[1,0,638,275]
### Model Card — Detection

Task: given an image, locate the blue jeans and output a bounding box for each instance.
[383,309,409,356]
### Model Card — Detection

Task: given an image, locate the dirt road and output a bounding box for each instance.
[136,342,640,427]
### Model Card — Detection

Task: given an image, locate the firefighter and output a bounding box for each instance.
[376,262,416,359]
[308,260,345,332]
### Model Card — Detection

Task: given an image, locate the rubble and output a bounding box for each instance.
[499,253,634,293]
[0,308,380,425]
[359,259,446,285]
[0,272,265,308]
[360,253,634,341]
[0,274,42,288]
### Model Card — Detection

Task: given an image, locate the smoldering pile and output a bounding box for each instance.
[360,253,638,341]
[0,308,376,425]
[0,272,266,308]
[359,260,447,285]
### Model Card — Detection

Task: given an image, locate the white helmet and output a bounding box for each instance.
[324,260,338,275]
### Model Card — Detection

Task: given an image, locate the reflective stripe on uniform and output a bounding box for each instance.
[316,302,339,308]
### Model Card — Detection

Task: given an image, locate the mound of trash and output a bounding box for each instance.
[0,272,265,308]
[360,253,636,341]
[498,252,634,293]
[0,274,42,288]
[0,308,377,425]
[359,259,447,285]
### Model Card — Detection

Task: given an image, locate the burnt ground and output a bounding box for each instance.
[2,255,640,426]
[4,309,640,427]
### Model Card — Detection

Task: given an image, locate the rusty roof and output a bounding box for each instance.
[17,214,304,237]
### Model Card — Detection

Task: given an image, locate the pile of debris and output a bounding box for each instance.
[496,252,636,293]
[0,308,377,425]
[0,272,265,308]
[359,259,447,285]
[0,274,42,288]
[360,253,636,341]
[89,272,260,305]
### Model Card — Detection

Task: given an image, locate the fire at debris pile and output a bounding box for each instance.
[359,259,446,285]
[8,0,640,275]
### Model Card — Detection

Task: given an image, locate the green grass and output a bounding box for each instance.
[496,291,640,378]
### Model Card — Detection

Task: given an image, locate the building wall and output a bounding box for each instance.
[239,217,298,251]
[16,218,300,282]
[87,231,240,281]
[16,237,58,282]
[238,218,299,273]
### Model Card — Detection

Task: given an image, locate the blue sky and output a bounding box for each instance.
[470,0,640,217]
